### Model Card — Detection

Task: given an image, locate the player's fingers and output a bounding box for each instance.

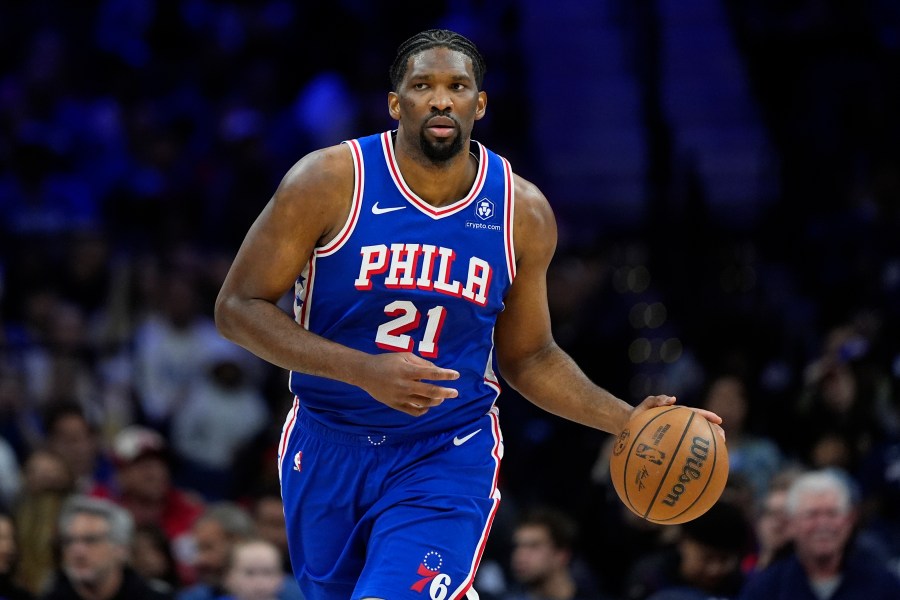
[712,422,726,442]
[420,367,460,381]
[639,394,676,408]
[692,408,723,425]
[413,383,458,401]
[405,401,429,417]
[400,353,459,381]
[400,353,459,379]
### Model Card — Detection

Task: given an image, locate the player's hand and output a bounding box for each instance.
[360,352,460,417]
[632,395,726,442]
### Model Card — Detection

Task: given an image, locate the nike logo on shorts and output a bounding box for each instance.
[453,429,482,446]
[372,202,406,215]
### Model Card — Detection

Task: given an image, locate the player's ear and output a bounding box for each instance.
[388,92,401,121]
[474,91,487,121]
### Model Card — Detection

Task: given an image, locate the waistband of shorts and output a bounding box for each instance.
[294,405,445,447]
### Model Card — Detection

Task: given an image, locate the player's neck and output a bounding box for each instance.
[392,133,478,208]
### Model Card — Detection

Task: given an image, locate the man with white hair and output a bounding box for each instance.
[738,468,900,599]
[41,495,172,600]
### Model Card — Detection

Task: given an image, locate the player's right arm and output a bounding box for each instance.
[214,145,458,416]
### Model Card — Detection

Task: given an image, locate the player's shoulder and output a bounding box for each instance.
[504,171,556,265]
[278,143,354,196]
[511,172,548,207]
[510,172,555,232]
[268,143,355,233]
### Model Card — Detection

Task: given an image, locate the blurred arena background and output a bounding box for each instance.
[1,0,900,597]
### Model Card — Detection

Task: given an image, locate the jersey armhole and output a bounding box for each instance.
[317,140,364,257]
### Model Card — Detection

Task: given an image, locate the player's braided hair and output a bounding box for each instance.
[389,29,486,91]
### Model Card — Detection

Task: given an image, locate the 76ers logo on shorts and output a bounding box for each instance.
[410,551,453,599]
[475,198,494,220]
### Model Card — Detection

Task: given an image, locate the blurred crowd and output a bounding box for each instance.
[2,0,900,599]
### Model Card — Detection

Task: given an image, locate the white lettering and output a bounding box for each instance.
[355,244,388,290]
[462,257,491,306]
[356,244,492,306]
[416,244,438,290]
[385,243,420,288]
[433,247,461,296]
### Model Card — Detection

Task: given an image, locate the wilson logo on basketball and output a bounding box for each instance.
[661,435,711,507]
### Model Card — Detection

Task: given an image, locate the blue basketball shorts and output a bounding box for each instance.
[277,401,503,600]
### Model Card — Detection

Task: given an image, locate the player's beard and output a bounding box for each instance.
[419,121,465,164]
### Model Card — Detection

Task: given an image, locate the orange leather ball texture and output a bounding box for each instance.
[609,405,729,524]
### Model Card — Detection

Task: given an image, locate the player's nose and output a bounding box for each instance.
[429,91,453,111]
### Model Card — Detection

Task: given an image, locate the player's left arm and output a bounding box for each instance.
[494,176,721,435]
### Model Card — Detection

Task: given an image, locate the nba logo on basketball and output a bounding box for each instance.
[635,443,665,465]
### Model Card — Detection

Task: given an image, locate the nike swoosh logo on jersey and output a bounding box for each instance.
[372,202,406,215]
[453,429,482,446]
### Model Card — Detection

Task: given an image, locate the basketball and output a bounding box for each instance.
[609,405,728,524]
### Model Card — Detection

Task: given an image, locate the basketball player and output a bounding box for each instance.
[214,29,723,600]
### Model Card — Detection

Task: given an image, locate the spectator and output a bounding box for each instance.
[701,374,785,500]
[738,468,900,599]
[97,425,204,583]
[624,500,751,600]
[42,401,114,495]
[131,524,180,595]
[743,468,801,573]
[170,338,268,501]
[0,508,34,600]
[131,269,223,429]
[177,502,303,600]
[41,495,172,600]
[792,324,889,471]
[500,506,608,600]
[14,447,76,596]
[222,538,301,600]
[21,300,100,416]
[249,490,292,576]
[177,502,256,600]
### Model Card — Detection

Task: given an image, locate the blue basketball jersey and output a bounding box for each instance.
[288,130,516,436]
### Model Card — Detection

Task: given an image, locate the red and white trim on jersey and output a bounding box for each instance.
[318,139,365,257]
[483,345,502,397]
[449,406,502,600]
[295,139,366,331]
[294,261,312,329]
[277,396,300,481]
[380,131,489,219]
[501,157,516,283]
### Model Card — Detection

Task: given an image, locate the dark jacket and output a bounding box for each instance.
[738,550,900,600]
[0,574,36,600]
[40,568,173,600]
